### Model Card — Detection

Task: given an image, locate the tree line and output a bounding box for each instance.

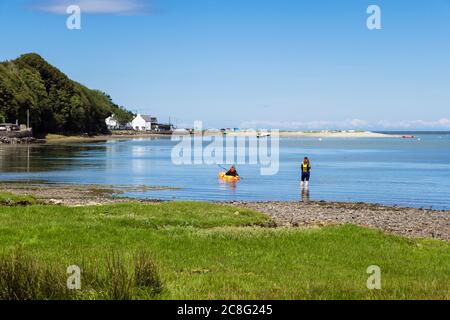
[0,53,133,137]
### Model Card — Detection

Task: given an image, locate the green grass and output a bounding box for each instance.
[0,192,38,206]
[0,201,448,300]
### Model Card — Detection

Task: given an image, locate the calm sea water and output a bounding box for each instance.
[1,133,450,209]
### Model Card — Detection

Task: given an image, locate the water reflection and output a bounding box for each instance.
[131,145,148,175]
[218,179,237,192]
[0,144,107,172]
[301,189,310,203]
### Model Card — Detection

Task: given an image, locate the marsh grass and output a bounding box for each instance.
[0,250,164,300]
[105,252,133,300]
[0,201,448,299]
[0,251,71,300]
[134,250,163,297]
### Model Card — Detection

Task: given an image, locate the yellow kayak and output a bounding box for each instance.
[218,172,240,182]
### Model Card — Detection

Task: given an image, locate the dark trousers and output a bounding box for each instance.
[301,172,310,182]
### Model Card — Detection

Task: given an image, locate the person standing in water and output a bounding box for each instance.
[301,157,311,189]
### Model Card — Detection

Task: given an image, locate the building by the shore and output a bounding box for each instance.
[0,123,34,143]
[131,114,158,131]
[105,115,133,130]
[0,123,21,132]
[105,115,119,130]
[156,123,175,134]
[107,114,174,134]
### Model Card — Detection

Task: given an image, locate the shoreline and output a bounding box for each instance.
[225,131,401,138]
[43,133,173,144]
[41,131,402,144]
[279,131,400,138]
[1,182,448,241]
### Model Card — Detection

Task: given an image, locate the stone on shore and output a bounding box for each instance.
[235,201,450,241]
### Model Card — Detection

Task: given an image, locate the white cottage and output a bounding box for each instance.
[131,114,157,131]
[105,115,119,130]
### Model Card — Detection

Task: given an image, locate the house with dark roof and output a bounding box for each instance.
[131,114,158,131]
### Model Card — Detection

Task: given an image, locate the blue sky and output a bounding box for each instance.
[1,0,449,130]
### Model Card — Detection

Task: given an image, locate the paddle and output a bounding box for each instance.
[217,164,228,171]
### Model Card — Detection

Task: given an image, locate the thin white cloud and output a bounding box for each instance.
[240,118,450,130]
[240,119,369,130]
[374,118,450,130]
[30,0,151,15]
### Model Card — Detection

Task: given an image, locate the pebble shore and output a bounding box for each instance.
[235,201,450,241]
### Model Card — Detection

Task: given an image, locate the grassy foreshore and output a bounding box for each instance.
[0,189,449,300]
[1,182,448,241]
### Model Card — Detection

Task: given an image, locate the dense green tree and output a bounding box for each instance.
[112,105,134,126]
[0,53,130,137]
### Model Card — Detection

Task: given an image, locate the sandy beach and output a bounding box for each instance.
[42,131,400,144]
[222,130,401,138]
[181,130,400,138]
[277,131,399,138]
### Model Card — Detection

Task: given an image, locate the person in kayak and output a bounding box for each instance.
[301,157,311,189]
[225,165,239,177]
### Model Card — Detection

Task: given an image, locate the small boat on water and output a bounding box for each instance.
[218,172,240,182]
[402,135,415,139]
